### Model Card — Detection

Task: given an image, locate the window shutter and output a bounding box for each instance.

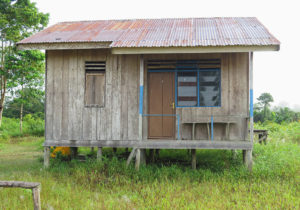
[85,61,106,107]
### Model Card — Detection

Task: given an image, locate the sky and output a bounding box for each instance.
[32,0,300,110]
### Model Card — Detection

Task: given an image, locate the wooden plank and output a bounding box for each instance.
[82,51,93,141]
[44,146,50,168]
[126,148,137,166]
[127,55,139,140]
[162,72,175,138]
[97,147,102,161]
[61,51,70,140]
[82,108,92,140]
[111,55,121,140]
[191,149,196,169]
[76,50,86,140]
[32,186,41,210]
[68,50,78,140]
[45,51,54,141]
[121,55,128,140]
[105,55,113,140]
[111,45,279,55]
[148,72,163,138]
[52,50,63,140]
[0,181,40,189]
[44,140,253,150]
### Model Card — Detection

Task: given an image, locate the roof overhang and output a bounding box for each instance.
[17,42,280,54]
[111,45,280,54]
[17,42,112,50]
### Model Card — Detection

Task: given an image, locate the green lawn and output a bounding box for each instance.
[0,136,299,209]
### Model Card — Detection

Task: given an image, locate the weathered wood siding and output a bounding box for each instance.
[46,49,140,141]
[46,50,248,142]
[143,53,249,141]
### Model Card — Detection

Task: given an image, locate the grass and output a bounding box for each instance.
[0,123,299,209]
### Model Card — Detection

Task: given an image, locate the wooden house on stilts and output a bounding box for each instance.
[18,17,280,170]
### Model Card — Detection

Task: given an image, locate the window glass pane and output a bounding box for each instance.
[199,70,220,106]
[177,72,197,106]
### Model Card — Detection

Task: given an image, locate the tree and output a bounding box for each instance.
[0,0,49,126]
[4,87,44,119]
[5,49,45,131]
[257,93,274,121]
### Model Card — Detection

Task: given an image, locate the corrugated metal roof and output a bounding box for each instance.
[18,17,280,48]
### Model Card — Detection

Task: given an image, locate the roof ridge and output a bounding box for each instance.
[56,17,257,25]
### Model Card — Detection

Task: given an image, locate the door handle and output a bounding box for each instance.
[170,102,175,109]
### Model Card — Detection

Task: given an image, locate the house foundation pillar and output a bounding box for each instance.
[243,149,252,171]
[44,147,50,168]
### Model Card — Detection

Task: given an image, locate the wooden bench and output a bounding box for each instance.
[0,181,41,210]
[182,116,242,140]
[253,129,268,144]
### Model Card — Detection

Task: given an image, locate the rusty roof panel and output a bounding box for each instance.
[18,17,280,47]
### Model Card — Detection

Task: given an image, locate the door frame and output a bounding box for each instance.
[147,71,175,139]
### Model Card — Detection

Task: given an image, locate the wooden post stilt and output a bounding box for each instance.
[44,147,50,168]
[243,149,253,171]
[232,149,237,159]
[71,147,78,158]
[135,149,141,170]
[149,149,155,163]
[97,147,102,161]
[32,186,41,210]
[247,52,254,172]
[191,149,196,169]
[126,148,137,166]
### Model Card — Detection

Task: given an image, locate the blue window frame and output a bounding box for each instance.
[148,59,221,108]
[175,69,221,107]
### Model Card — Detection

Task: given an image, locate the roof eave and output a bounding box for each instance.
[17,42,112,50]
[111,45,280,54]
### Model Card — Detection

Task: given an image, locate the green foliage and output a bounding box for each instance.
[0,131,299,209]
[254,93,300,123]
[0,115,44,140]
[0,0,49,125]
[4,87,44,119]
[255,121,300,143]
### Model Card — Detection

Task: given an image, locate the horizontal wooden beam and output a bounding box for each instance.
[0,181,40,189]
[111,45,280,54]
[44,140,252,150]
[17,42,111,50]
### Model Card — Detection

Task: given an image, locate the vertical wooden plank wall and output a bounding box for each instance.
[45,50,249,142]
[45,50,140,142]
[144,53,249,141]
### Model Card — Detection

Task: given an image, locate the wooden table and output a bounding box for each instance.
[253,129,268,144]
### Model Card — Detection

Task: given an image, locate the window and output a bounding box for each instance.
[85,61,106,107]
[176,69,221,107]
[177,72,198,106]
[199,70,221,106]
[147,59,221,107]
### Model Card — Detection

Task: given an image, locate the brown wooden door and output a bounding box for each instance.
[148,72,175,139]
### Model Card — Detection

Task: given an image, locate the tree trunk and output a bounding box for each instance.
[0,106,3,128]
[0,77,7,128]
[20,103,23,133]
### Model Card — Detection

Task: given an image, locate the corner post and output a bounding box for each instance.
[136,55,146,169]
[44,146,50,168]
[244,51,254,171]
[249,51,254,145]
